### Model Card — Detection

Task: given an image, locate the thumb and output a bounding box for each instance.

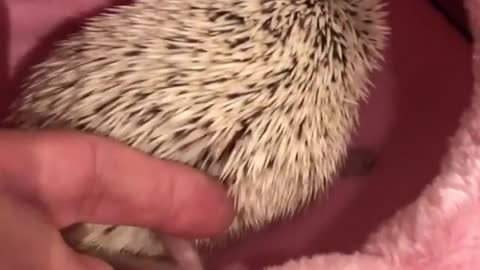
[0,194,112,270]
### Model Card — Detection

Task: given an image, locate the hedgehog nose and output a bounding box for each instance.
[340,148,377,178]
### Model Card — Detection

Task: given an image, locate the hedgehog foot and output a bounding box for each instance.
[340,148,377,178]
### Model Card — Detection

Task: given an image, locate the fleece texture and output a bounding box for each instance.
[263,1,480,269]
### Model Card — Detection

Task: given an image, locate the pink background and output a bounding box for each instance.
[0,0,473,269]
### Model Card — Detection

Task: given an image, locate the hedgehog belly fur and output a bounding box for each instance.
[6,0,389,261]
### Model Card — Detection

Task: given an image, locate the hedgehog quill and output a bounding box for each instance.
[5,0,389,269]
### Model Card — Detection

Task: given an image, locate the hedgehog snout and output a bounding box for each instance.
[340,148,378,178]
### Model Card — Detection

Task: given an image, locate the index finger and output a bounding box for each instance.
[0,129,234,237]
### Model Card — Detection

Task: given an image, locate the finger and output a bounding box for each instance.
[0,129,234,237]
[0,194,113,270]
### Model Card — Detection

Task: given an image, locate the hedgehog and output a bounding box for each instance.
[5,0,389,269]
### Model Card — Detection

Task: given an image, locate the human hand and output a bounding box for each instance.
[0,129,234,270]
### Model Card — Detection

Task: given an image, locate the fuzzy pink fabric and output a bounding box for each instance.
[1,0,478,270]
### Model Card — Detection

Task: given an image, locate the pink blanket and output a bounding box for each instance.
[1,0,478,269]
